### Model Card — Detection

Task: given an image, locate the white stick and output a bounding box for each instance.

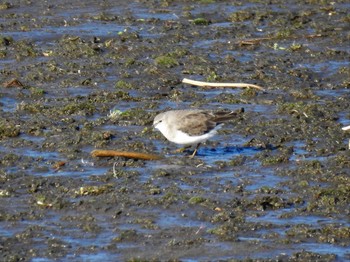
[342,125,350,131]
[182,78,265,91]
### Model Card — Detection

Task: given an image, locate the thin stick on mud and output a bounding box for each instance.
[91,149,162,160]
[236,37,273,45]
[236,34,322,45]
[182,78,265,91]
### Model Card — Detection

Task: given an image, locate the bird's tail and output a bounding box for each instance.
[214,108,244,123]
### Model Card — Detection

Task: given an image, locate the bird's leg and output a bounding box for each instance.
[189,143,201,158]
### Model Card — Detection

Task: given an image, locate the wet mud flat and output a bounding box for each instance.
[0,0,350,261]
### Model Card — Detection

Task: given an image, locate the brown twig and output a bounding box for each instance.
[4,78,24,88]
[91,150,162,160]
[236,34,322,46]
[236,37,273,45]
[182,78,265,91]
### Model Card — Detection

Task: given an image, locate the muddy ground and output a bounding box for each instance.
[0,0,350,261]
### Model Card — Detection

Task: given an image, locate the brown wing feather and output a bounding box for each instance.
[212,109,242,123]
[176,108,244,136]
[177,111,217,136]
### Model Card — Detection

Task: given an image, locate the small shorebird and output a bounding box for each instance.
[153,108,244,157]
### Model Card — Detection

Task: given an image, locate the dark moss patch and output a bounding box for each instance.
[0,35,13,46]
[61,101,96,115]
[115,80,133,89]
[188,196,206,204]
[0,121,20,138]
[13,40,38,59]
[154,55,179,68]
[0,2,12,10]
[192,17,210,25]
[229,10,255,22]
[57,36,102,58]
